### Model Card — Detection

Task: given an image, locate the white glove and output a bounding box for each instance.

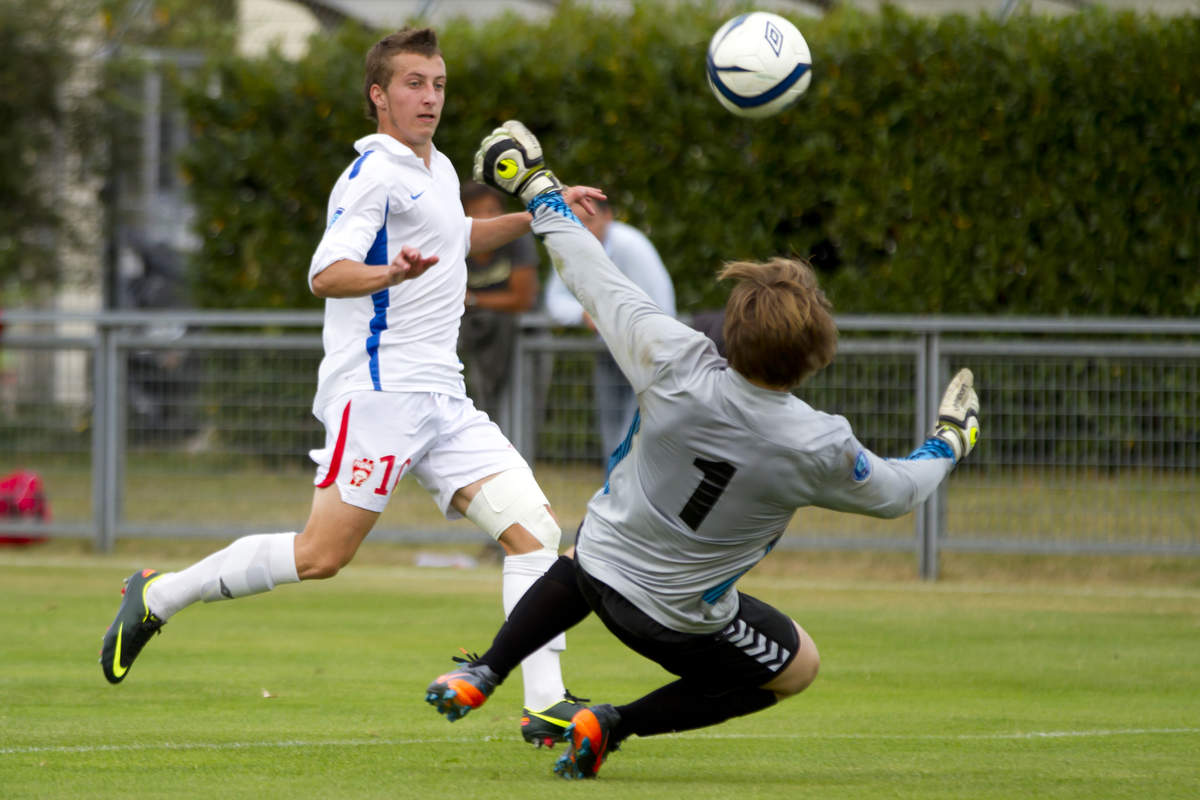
[473,120,563,206]
[932,368,980,462]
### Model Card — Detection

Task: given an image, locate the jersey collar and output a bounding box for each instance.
[353,132,439,162]
[726,368,793,405]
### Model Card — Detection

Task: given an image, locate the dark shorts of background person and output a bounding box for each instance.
[574,561,800,691]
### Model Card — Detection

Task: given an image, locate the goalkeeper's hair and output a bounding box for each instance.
[719,257,837,389]
[363,27,442,121]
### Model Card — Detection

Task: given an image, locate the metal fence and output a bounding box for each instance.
[2,310,1198,578]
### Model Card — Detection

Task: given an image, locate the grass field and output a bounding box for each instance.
[2,543,1198,799]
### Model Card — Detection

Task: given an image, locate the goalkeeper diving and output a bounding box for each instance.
[426,121,981,779]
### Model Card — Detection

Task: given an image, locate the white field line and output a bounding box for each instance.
[3,728,1198,757]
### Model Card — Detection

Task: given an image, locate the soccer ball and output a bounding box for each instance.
[706,12,813,119]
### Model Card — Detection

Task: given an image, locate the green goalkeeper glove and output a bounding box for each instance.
[932,368,980,463]
[473,120,564,206]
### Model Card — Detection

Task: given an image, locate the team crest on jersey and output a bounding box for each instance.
[852,450,872,482]
[350,458,374,487]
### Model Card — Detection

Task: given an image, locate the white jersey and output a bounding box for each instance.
[308,134,471,423]
[532,203,954,634]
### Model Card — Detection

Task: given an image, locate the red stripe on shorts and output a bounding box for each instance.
[316,400,352,488]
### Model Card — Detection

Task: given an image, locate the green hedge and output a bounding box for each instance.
[179,4,1200,315]
[0,1,88,300]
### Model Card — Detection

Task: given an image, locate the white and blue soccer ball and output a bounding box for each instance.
[706,12,813,119]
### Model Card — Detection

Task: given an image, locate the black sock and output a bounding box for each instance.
[613,680,777,741]
[479,555,592,680]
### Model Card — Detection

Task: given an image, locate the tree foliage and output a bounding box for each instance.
[0,1,86,300]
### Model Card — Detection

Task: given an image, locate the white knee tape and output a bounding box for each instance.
[465,468,561,551]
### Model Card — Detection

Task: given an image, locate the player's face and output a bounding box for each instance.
[374,52,446,157]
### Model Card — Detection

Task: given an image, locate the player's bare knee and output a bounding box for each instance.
[497,521,545,555]
[294,536,355,580]
[296,550,342,580]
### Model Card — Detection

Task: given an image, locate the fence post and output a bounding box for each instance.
[918,331,942,580]
[91,321,121,553]
[91,322,108,552]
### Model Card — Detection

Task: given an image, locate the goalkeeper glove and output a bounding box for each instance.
[931,368,980,463]
[473,120,564,206]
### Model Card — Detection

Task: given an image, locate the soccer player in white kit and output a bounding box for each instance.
[99,30,603,747]
[425,122,981,778]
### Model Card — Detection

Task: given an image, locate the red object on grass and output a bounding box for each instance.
[0,469,51,545]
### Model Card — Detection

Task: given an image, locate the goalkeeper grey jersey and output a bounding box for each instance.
[532,203,954,634]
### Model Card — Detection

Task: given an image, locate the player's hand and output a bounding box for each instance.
[473,120,564,205]
[563,184,606,218]
[388,246,438,285]
[931,368,980,462]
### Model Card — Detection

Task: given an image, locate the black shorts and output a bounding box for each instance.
[574,562,800,691]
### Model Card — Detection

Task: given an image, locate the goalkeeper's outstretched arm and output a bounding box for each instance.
[810,370,981,518]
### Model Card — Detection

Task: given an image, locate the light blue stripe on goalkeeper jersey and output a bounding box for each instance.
[363,200,389,390]
[701,534,781,604]
[702,572,744,605]
[602,409,641,494]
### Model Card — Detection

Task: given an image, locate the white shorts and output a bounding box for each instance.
[309,391,529,516]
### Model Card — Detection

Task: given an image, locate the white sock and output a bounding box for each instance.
[503,548,567,711]
[145,532,299,620]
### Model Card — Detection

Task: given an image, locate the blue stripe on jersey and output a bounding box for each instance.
[349,150,374,179]
[905,437,955,460]
[602,409,641,495]
[702,572,743,605]
[363,200,389,390]
[701,534,780,605]
[366,290,389,390]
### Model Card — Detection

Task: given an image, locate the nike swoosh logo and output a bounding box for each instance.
[528,710,571,728]
[111,623,129,679]
[410,190,425,200]
[219,577,233,598]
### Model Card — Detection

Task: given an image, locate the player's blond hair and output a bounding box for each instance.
[719,257,837,389]
[363,27,441,121]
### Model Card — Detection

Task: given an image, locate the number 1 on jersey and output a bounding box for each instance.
[680,458,736,530]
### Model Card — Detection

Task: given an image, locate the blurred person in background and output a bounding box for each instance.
[458,181,540,427]
[543,198,675,460]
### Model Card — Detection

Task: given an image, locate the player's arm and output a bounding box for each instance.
[809,371,980,517]
[469,213,532,255]
[810,433,953,519]
[468,186,604,255]
[311,248,439,298]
